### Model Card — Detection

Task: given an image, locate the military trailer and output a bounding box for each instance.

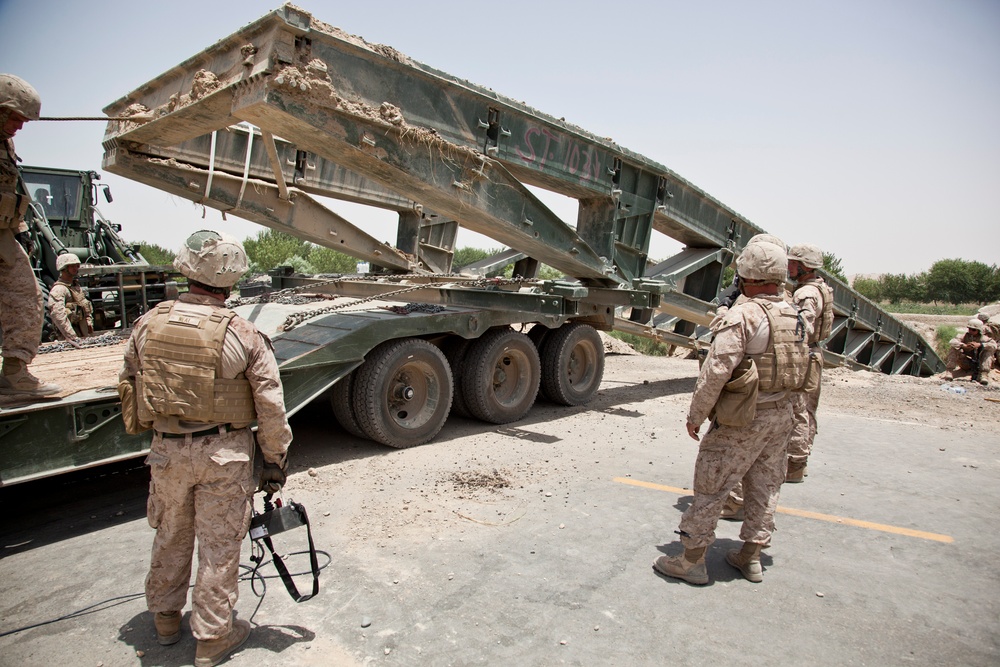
[0,4,942,487]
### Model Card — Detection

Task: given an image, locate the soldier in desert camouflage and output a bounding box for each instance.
[119,230,292,667]
[654,236,809,585]
[47,253,94,342]
[781,243,834,483]
[0,74,59,397]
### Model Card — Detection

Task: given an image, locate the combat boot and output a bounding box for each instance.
[720,495,744,521]
[726,541,763,582]
[0,358,60,397]
[154,610,181,646]
[194,618,251,667]
[785,459,807,483]
[652,547,709,585]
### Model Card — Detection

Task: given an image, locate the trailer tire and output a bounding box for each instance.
[352,338,453,448]
[444,337,473,419]
[539,322,604,406]
[463,327,540,424]
[330,370,366,439]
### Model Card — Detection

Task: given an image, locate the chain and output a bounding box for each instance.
[266,275,528,331]
[37,330,130,354]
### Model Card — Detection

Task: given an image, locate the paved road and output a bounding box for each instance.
[1,355,997,666]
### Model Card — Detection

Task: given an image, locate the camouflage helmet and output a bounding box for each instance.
[55,253,81,272]
[966,318,984,332]
[0,74,41,121]
[736,240,788,283]
[977,312,989,323]
[174,230,248,288]
[745,233,787,251]
[787,243,824,269]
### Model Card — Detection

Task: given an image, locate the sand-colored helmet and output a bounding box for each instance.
[174,230,248,288]
[966,318,984,332]
[55,253,81,272]
[736,241,788,283]
[745,233,787,251]
[976,312,989,323]
[0,74,41,121]
[787,243,824,269]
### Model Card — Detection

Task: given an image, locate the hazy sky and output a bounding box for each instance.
[1,0,997,276]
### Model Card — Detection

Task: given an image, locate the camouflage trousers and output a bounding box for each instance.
[786,377,821,464]
[946,346,995,376]
[679,402,794,549]
[144,428,254,641]
[0,233,41,363]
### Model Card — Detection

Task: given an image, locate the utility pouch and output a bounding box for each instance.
[711,358,759,428]
[118,379,152,435]
[802,350,823,395]
[0,192,28,227]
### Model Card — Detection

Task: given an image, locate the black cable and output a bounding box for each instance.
[0,549,331,638]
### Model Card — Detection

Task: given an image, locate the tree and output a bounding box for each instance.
[307,245,360,274]
[822,252,847,283]
[925,259,979,305]
[242,229,311,272]
[852,276,881,301]
[138,242,175,266]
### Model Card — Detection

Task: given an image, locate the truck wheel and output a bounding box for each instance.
[444,337,473,418]
[463,327,540,424]
[539,322,604,405]
[330,369,366,439]
[352,339,453,448]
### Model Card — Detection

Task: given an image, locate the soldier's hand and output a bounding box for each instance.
[14,231,35,256]
[259,459,287,494]
[68,338,82,349]
[686,422,701,441]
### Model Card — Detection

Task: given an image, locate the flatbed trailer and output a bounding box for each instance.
[0,4,942,486]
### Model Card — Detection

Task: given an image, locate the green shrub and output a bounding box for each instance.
[888,302,978,316]
[607,331,670,356]
[935,325,957,360]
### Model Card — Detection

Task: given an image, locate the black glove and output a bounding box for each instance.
[14,231,35,257]
[259,459,287,494]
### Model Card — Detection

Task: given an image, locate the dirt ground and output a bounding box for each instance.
[2,338,999,666]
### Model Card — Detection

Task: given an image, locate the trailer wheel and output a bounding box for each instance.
[330,370,366,439]
[444,338,473,419]
[539,322,604,405]
[352,339,453,448]
[463,328,540,424]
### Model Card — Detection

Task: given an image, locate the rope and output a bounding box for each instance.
[38,116,152,122]
[235,127,255,210]
[202,130,218,217]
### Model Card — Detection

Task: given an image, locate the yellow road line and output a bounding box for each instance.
[613,477,954,544]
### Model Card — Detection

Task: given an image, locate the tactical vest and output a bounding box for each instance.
[0,140,29,230]
[747,298,809,392]
[57,280,89,323]
[803,278,835,343]
[137,300,256,426]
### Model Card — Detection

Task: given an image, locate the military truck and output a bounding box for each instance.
[19,165,178,337]
[0,4,943,487]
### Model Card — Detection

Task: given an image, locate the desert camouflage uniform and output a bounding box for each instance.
[120,292,291,641]
[786,277,829,465]
[679,294,796,549]
[946,331,996,379]
[47,278,94,340]
[0,138,42,363]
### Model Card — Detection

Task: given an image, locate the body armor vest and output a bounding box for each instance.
[747,298,809,393]
[804,279,835,343]
[137,300,256,426]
